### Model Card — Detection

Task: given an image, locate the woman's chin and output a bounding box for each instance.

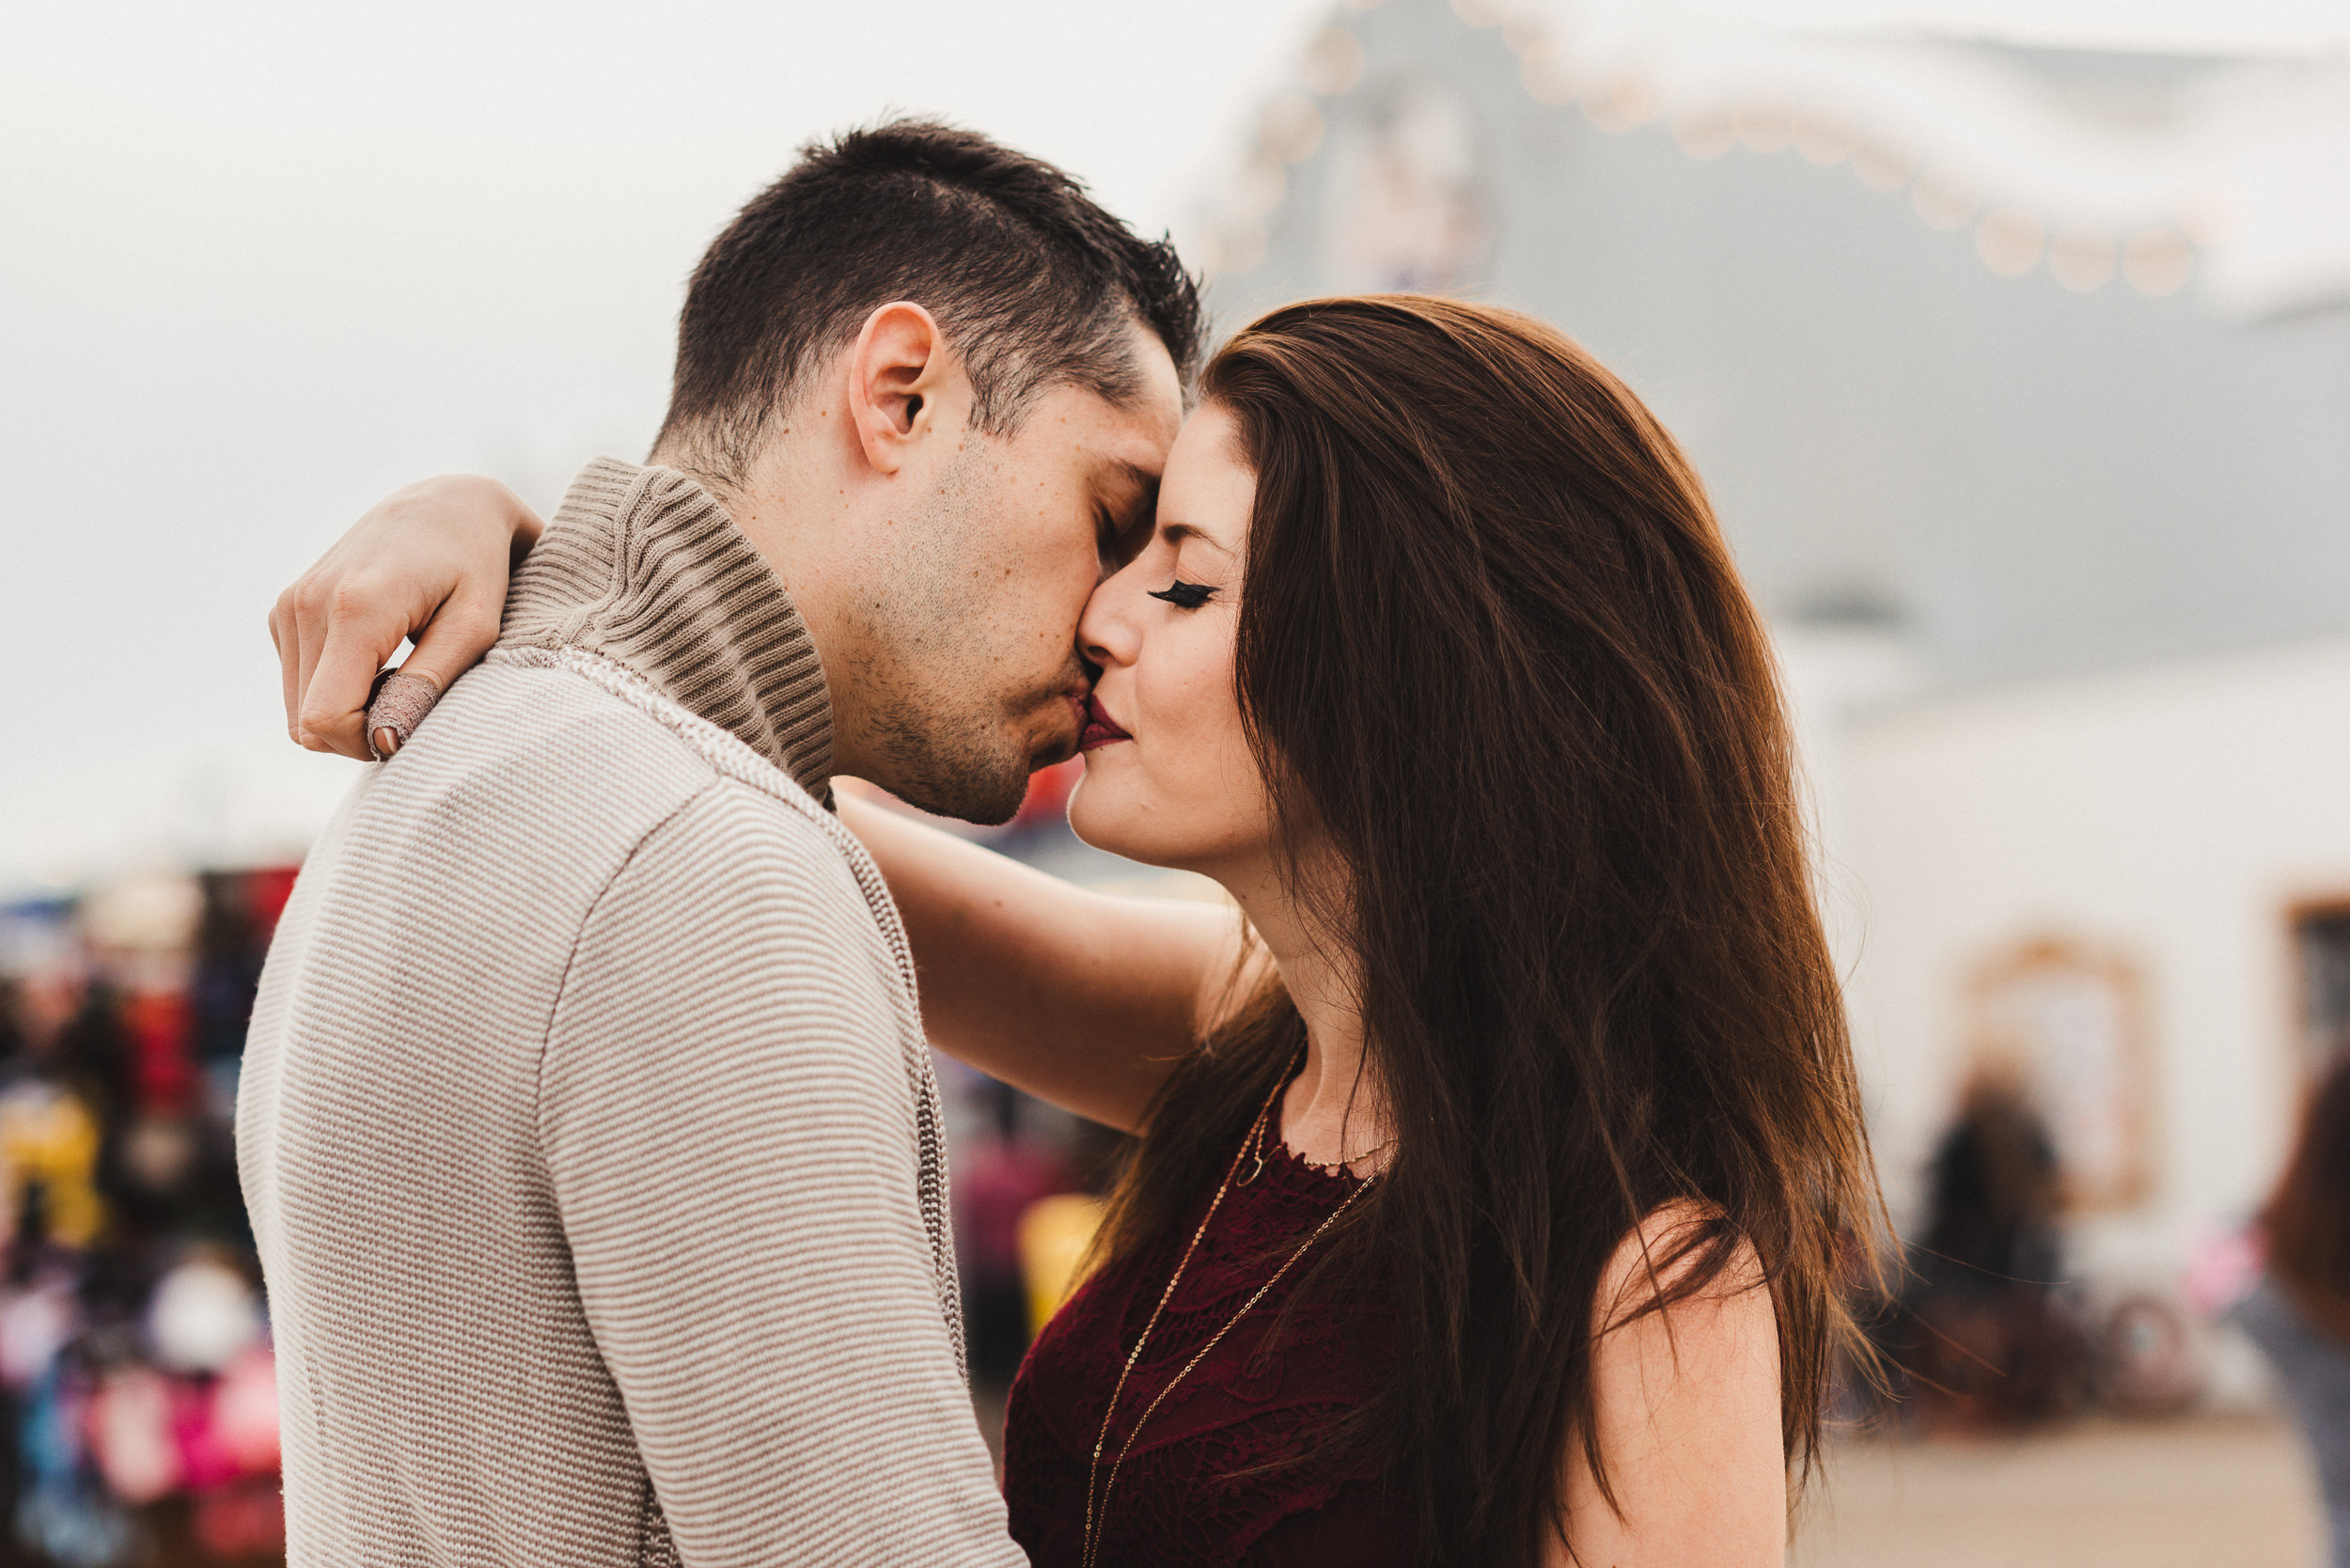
[1068,768,1172,869]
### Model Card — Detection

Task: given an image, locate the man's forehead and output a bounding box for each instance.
[1022,323,1183,480]
[1065,397,1181,491]
[1107,318,1185,453]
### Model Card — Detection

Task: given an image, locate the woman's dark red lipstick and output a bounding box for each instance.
[1079,694,1132,752]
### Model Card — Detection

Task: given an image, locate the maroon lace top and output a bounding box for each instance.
[1001,1137,1416,1567]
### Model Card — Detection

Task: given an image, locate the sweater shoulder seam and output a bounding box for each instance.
[486,645,834,822]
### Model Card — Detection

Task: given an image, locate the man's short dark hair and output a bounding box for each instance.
[656,120,1203,484]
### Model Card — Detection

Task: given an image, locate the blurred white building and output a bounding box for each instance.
[1204,0,2350,1282]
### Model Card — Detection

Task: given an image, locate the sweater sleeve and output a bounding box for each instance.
[538,779,1025,1568]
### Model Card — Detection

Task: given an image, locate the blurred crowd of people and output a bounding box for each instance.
[0,870,291,1567]
[1854,1072,2209,1434]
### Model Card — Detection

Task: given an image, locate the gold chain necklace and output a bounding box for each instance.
[1079,1058,1381,1568]
[1242,1110,1398,1185]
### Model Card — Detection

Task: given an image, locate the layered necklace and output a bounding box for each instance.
[1079,1054,1388,1568]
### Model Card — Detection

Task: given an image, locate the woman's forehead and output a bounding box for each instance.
[1160,404,1254,555]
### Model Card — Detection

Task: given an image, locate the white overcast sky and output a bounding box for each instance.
[3,0,2342,895]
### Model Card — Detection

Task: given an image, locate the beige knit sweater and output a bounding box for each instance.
[239,458,1026,1567]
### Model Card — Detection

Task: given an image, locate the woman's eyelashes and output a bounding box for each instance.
[1148,580,1217,611]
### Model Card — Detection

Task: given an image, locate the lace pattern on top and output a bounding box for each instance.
[1002,1141,1415,1568]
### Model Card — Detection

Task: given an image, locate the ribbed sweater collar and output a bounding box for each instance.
[499,457,834,800]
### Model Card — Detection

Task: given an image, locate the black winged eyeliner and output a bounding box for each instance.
[1149,581,1216,610]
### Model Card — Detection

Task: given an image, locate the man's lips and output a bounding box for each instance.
[1079,694,1132,752]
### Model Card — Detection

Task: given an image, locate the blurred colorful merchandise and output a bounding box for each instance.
[0,1087,103,1251]
[118,996,195,1121]
[0,867,295,1567]
[16,1366,133,1568]
[1017,1195,1104,1341]
[951,1076,1087,1382]
[86,1342,277,1503]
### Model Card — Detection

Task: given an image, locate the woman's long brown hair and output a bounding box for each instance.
[2263,1053,2350,1341]
[1089,295,1882,1566]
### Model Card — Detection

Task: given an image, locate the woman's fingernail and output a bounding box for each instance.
[372,727,402,759]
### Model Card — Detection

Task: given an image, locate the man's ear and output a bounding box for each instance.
[846,301,960,476]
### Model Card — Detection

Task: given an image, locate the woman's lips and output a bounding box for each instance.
[1079,694,1132,752]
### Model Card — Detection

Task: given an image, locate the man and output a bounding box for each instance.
[242,121,1197,1564]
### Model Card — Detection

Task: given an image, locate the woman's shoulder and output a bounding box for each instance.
[1559,1202,1784,1568]
[1593,1200,1768,1338]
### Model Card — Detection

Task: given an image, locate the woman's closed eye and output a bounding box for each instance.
[1148,580,1217,610]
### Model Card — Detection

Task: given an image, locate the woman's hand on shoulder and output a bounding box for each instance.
[1549,1201,1785,1568]
[271,475,541,759]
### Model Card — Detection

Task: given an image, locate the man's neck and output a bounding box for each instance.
[647,435,879,781]
[499,456,838,796]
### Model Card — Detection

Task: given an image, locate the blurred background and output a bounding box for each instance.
[7,0,2350,1561]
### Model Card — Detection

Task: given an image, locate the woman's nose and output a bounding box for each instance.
[1078,571,1140,669]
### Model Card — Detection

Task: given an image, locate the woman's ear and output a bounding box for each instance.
[846,301,960,474]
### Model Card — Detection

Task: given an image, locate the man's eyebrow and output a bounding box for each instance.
[1159,521,1234,557]
[1108,460,1161,510]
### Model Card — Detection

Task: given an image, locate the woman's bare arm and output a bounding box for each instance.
[1546,1206,1787,1568]
[839,792,1253,1132]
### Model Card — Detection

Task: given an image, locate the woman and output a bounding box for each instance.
[2235,1053,2350,1567]
[283,295,1878,1566]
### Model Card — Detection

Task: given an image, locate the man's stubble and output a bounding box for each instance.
[854,444,1080,826]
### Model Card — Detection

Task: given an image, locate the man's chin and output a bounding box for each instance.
[878,745,1031,827]
[889,774,1027,828]
[872,711,1066,826]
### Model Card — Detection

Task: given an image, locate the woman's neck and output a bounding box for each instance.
[1221,859,1390,1172]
